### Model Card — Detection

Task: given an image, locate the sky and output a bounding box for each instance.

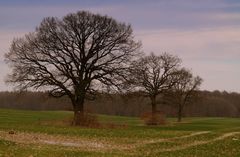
[0,0,240,92]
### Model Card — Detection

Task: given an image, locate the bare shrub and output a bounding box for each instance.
[141,111,166,125]
[72,111,99,127]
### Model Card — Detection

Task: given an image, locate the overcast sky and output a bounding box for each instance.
[0,0,240,92]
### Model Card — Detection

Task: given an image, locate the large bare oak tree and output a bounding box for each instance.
[5,11,140,125]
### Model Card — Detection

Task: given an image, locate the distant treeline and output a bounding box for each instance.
[0,90,239,117]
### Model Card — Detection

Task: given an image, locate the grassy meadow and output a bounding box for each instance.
[0,108,239,157]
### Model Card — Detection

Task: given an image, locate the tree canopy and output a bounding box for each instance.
[128,53,181,124]
[5,11,141,125]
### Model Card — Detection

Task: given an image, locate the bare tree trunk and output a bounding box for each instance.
[72,97,85,126]
[177,103,182,122]
[150,95,157,125]
[151,95,157,114]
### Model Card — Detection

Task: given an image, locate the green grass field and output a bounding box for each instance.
[0,108,239,157]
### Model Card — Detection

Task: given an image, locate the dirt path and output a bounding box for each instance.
[158,132,240,152]
[0,130,210,151]
[0,130,238,152]
[144,131,210,144]
[0,130,126,151]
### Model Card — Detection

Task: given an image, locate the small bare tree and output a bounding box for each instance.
[129,53,181,124]
[5,11,140,125]
[167,69,203,122]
